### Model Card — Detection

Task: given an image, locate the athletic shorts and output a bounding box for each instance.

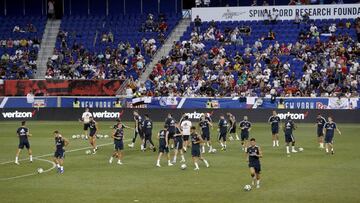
[219,132,227,141]
[241,131,249,141]
[114,140,124,150]
[285,133,295,143]
[174,137,183,150]
[89,130,96,137]
[317,129,324,137]
[229,127,236,134]
[272,127,279,134]
[201,132,210,141]
[159,144,169,153]
[54,150,65,159]
[136,129,144,139]
[168,132,175,140]
[183,135,190,141]
[18,140,30,149]
[192,147,200,157]
[249,162,261,174]
[324,134,333,144]
[83,123,90,131]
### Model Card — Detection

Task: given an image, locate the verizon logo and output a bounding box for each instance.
[2,111,35,118]
[185,111,204,120]
[92,110,124,119]
[277,112,309,120]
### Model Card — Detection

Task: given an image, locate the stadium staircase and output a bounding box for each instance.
[35,19,61,79]
[139,18,191,82]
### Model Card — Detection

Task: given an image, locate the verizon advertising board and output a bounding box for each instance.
[0,108,359,123]
[192,4,360,22]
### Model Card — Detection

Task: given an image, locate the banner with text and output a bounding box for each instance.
[192,4,360,22]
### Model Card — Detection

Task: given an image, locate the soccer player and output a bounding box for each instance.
[191,126,209,170]
[268,110,280,147]
[156,127,173,167]
[199,114,213,153]
[239,116,252,152]
[15,121,32,165]
[80,108,92,139]
[283,116,297,154]
[180,115,192,152]
[109,122,125,165]
[246,138,263,189]
[53,131,69,173]
[88,116,98,154]
[143,114,156,152]
[227,113,239,141]
[218,115,228,151]
[316,114,327,149]
[323,116,341,155]
[164,113,176,149]
[128,111,144,150]
[172,124,185,163]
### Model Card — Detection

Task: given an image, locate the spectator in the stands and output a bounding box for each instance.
[262,0,269,6]
[288,0,296,5]
[194,15,202,33]
[271,8,279,24]
[251,0,257,6]
[48,0,55,19]
[329,24,337,34]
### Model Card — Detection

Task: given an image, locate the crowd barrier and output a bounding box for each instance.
[0,108,359,123]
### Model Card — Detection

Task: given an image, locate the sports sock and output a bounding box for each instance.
[325,148,329,153]
[276,140,279,146]
[15,156,18,162]
[56,164,60,168]
[109,156,113,162]
[209,146,212,151]
[156,159,160,165]
[273,140,275,146]
[286,146,290,153]
[60,166,64,170]
[206,143,210,147]
[292,146,295,151]
[29,155,33,162]
[194,162,199,169]
[173,155,177,162]
[202,146,205,152]
[168,160,171,164]
[220,143,224,147]
[256,180,260,185]
[181,155,185,161]
[320,143,324,148]
[203,159,209,167]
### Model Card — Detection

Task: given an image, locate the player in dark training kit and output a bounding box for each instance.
[88,117,98,154]
[128,111,144,150]
[315,114,327,149]
[268,111,280,147]
[110,122,126,165]
[53,131,69,174]
[323,116,341,155]
[15,121,33,165]
[246,138,263,189]
[142,114,156,152]
[199,114,213,153]
[218,115,228,151]
[227,113,239,141]
[283,116,298,154]
[172,124,186,163]
[191,126,209,170]
[164,113,176,149]
[156,128,173,167]
[239,116,252,152]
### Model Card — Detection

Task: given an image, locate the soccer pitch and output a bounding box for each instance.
[0,121,359,203]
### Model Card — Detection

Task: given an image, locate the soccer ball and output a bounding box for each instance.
[85,150,92,155]
[104,135,109,139]
[80,134,85,139]
[180,164,187,170]
[37,168,44,174]
[72,135,76,139]
[298,147,304,152]
[244,185,252,191]
[98,134,104,139]
[76,135,81,139]
[211,148,217,153]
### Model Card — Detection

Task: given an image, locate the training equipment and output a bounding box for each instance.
[81,134,85,139]
[37,168,44,174]
[85,150,92,155]
[72,135,77,139]
[104,135,109,138]
[76,135,81,139]
[298,147,304,152]
[180,164,187,170]
[244,185,252,191]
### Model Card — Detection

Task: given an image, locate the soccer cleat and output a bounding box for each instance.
[194,168,199,171]
[153,147,157,152]
[15,161,19,165]
[168,162,173,166]
[331,151,334,155]
[117,160,123,165]
[128,143,134,148]
[256,185,260,189]
[156,164,161,167]
[109,157,113,164]
[292,149,298,153]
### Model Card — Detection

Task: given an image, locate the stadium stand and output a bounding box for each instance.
[45,13,181,80]
[0,16,46,79]
[144,17,360,97]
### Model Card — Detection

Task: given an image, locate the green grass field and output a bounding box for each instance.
[0,121,360,203]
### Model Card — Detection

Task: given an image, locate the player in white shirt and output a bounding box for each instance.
[180,115,192,152]
[80,108,92,139]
